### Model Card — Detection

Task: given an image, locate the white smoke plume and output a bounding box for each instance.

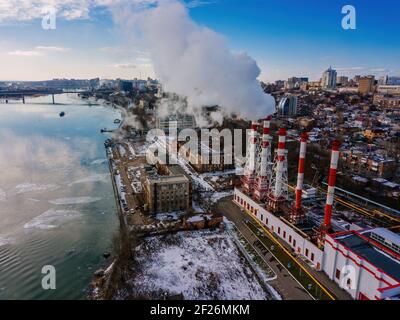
[108,0,275,121]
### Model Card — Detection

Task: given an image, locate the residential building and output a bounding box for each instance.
[377,85,400,96]
[373,94,400,109]
[358,76,375,94]
[341,149,396,178]
[337,76,349,86]
[364,128,386,140]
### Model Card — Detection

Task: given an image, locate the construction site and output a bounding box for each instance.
[233,117,400,300]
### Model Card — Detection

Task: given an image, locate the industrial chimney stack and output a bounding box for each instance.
[254,116,272,201]
[268,128,288,212]
[291,132,308,224]
[320,140,341,237]
[242,121,259,195]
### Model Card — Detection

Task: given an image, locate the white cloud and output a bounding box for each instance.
[8,46,70,57]
[35,46,71,52]
[369,68,389,73]
[0,0,158,22]
[8,50,43,57]
[113,63,137,69]
[185,0,216,8]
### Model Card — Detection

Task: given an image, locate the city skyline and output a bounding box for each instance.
[0,0,399,82]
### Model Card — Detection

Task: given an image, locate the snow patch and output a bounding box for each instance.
[133,230,268,300]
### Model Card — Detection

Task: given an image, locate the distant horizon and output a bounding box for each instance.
[1,69,399,84]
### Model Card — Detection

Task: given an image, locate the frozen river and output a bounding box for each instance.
[0,94,120,299]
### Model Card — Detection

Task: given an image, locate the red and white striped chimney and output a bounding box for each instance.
[262,116,272,143]
[272,128,287,199]
[323,140,341,230]
[242,121,259,194]
[295,132,308,211]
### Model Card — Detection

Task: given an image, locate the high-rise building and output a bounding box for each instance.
[321,67,337,89]
[277,94,298,116]
[378,75,389,85]
[358,76,375,94]
[336,76,348,86]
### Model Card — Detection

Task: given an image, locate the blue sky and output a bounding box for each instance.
[0,0,399,81]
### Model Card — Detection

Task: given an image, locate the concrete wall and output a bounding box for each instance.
[234,188,323,270]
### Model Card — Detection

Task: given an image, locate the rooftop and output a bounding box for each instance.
[334,231,400,282]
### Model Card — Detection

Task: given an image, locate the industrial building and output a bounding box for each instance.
[142,169,190,214]
[234,118,400,300]
[179,140,235,173]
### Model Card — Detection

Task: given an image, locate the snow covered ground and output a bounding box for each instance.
[132,230,268,300]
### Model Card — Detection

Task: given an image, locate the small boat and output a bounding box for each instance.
[59,111,65,117]
[114,119,121,124]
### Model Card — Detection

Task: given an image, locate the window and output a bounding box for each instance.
[311,253,315,261]
[283,231,286,239]
[293,239,296,247]
[260,214,263,221]
[289,235,292,243]
[335,269,341,279]
[305,249,309,257]
[278,227,281,234]
[346,278,351,287]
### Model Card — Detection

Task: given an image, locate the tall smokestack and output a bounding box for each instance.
[268,128,288,211]
[295,133,308,211]
[322,140,341,231]
[254,116,272,201]
[274,128,287,197]
[242,121,259,195]
[262,116,272,143]
[254,139,271,201]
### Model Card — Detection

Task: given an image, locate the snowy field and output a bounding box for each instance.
[132,230,268,300]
